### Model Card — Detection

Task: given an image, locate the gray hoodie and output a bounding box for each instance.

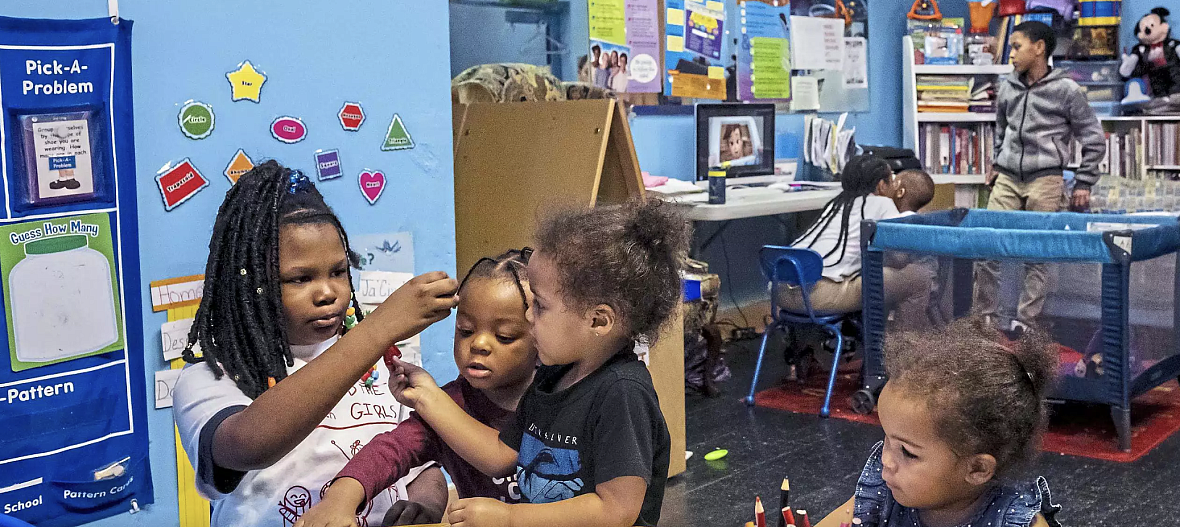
[994,67,1106,189]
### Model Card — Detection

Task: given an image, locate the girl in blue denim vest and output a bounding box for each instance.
[818,317,1062,527]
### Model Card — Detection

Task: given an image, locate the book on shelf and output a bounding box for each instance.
[919,122,994,175]
[1070,128,1149,180]
[1147,122,1179,168]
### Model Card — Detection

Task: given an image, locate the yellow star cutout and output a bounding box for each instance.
[226,60,267,103]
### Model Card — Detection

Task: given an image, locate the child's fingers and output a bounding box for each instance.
[448,499,470,525]
[422,277,460,298]
[412,271,450,285]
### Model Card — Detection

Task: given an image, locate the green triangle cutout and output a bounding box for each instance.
[381,114,415,151]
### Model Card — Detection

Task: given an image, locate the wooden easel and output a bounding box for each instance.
[452,99,644,273]
[452,99,687,478]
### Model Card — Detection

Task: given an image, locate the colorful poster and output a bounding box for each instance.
[737,0,792,101]
[685,5,724,60]
[588,0,662,93]
[665,0,728,100]
[1,213,123,371]
[0,18,153,526]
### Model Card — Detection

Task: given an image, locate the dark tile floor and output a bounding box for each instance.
[658,339,1180,526]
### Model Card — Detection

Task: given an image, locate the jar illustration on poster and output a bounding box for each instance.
[1,213,123,371]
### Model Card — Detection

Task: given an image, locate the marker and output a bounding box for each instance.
[779,478,790,527]
[756,497,767,527]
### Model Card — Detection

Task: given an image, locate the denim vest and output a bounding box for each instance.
[853,442,1062,527]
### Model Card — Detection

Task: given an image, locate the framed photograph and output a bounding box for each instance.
[18,111,103,207]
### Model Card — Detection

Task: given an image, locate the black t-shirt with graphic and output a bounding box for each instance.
[499,348,670,526]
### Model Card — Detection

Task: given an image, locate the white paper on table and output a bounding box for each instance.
[790,16,845,70]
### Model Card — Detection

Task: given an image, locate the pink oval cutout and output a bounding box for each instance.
[271,117,306,143]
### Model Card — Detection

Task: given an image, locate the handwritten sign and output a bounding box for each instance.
[790,16,845,71]
[356,271,413,305]
[161,318,199,361]
[155,369,182,409]
[150,274,204,312]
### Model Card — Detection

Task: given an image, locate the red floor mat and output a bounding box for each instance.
[753,373,1180,463]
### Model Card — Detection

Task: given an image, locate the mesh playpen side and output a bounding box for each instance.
[856,209,1180,452]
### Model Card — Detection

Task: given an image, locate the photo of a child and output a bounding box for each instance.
[707,115,764,168]
[719,124,754,163]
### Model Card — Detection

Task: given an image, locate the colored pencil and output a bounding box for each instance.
[798,509,812,527]
[778,478,790,527]
[783,507,796,527]
[756,496,768,527]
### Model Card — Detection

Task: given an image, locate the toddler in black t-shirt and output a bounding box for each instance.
[389,199,690,527]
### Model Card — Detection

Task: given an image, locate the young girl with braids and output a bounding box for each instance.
[388,200,687,527]
[296,249,537,527]
[172,161,459,527]
[778,154,932,318]
[816,317,1063,527]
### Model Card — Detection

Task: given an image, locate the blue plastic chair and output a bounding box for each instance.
[744,246,853,417]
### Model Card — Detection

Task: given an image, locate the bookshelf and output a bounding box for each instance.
[903,36,1014,208]
[1069,116,1180,214]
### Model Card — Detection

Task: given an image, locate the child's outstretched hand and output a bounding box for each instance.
[447,497,511,527]
[369,271,459,345]
[292,494,359,527]
[387,357,441,409]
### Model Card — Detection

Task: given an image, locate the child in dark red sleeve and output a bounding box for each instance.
[296,249,536,527]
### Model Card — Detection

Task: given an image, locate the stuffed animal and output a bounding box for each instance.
[451,63,614,104]
[1121,7,1180,98]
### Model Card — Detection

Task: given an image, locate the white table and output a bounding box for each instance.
[658,186,841,254]
[663,186,841,221]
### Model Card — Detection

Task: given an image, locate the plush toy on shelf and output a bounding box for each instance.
[907,0,941,20]
[1120,7,1180,112]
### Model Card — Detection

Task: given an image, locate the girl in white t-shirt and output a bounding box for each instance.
[173,161,459,527]
[781,154,932,317]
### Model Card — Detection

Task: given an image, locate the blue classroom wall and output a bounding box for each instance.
[1,2,457,526]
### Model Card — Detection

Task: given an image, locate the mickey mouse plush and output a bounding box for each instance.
[1121,7,1180,98]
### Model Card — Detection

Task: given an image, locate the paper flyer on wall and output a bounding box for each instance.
[588,0,662,93]
[665,0,728,99]
[789,15,844,71]
[737,0,792,101]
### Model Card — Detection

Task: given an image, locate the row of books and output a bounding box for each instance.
[916,75,995,113]
[1090,176,1180,214]
[1069,129,1142,180]
[1147,122,1180,168]
[918,123,995,175]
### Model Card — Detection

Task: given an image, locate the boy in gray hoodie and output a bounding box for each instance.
[975,21,1106,330]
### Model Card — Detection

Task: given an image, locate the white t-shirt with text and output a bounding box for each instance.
[173,336,429,527]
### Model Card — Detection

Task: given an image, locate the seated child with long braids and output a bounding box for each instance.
[389,199,687,527]
[816,317,1063,527]
[173,161,460,527]
[296,249,536,527]
[779,155,932,318]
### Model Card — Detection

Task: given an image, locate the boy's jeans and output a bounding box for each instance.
[973,174,1065,325]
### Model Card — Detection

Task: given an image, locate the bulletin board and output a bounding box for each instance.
[662,0,871,112]
[0,16,153,527]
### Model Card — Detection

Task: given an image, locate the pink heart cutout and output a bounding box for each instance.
[359,170,386,204]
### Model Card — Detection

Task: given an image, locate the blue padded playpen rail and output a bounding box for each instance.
[859,208,1180,452]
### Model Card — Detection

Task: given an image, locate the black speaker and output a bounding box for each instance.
[860,145,923,173]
